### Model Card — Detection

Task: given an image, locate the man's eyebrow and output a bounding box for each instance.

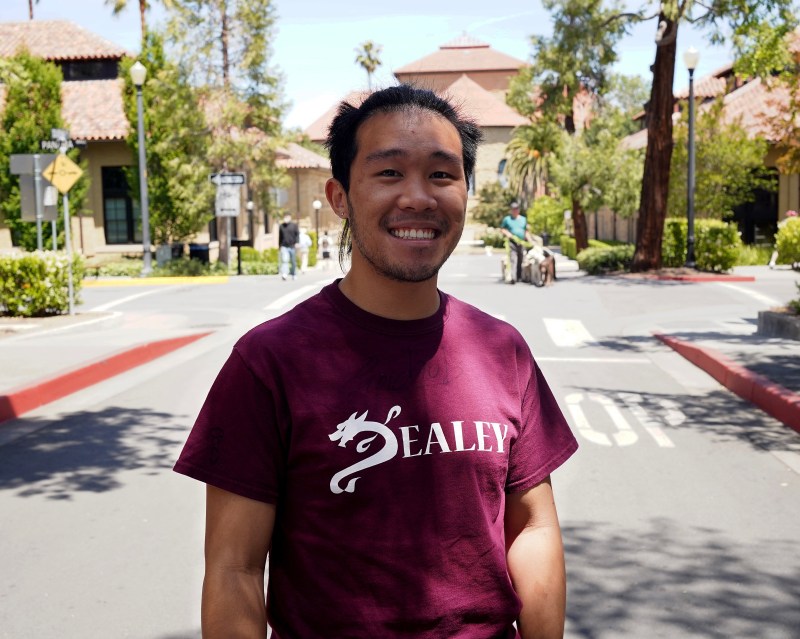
[363,148,462,166]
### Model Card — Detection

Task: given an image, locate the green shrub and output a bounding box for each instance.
[588,239,611,249]
[577,244,635,274]
[775,217,800,266]
[479,227,506,249]
[239,246,261,262]
[662,218,742,272]
[240,261,279,275]
[308,230,318,268]
[0,251,84,317]
[527,195,568,242]
[735,244,772,266]
[560,236,577,260]
[788,283,800,314]
[152,257,227,277]
[94,260,145,277]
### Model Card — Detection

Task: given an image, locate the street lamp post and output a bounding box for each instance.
[683,46,700,269]
[130,61,152,275]
[312,198,322,255]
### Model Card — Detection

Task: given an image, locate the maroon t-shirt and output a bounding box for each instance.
[175,281,577,638]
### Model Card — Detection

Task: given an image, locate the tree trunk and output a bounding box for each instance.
[139,0,147,45]
[632,14,678,272]
[573,197,589,252]
[219,0,230,89]
[29,0,33,19]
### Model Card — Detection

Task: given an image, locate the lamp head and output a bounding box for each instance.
[130,61,147,86]
[683,47,699,71]
[312,199,322,210]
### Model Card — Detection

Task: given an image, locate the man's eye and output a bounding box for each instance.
[379,169,401,177]
[431,171,453,179]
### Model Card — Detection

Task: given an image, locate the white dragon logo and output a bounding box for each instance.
[328,405,401,494]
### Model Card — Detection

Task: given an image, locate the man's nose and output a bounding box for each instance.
[398,176,437,211]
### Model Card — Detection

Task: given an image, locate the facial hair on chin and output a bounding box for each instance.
[347,199,452,283]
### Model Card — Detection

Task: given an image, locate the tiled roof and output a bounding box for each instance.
[620,76,789,149]
[674,63,733,99]
[304,90,369,143]
[394,37,526,75]
[0,20,128,61]
[446,74,527,127]
[61,79,129,140]
[277,142,330,170]
[0,78,128,141]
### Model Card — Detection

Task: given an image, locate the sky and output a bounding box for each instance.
[1,0,735,129]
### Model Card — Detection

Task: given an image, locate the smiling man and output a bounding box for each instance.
[174,85,578,639]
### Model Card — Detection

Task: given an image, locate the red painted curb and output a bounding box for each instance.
[0,332,212,425]
[654,332,800,433]
[654,275,756,282]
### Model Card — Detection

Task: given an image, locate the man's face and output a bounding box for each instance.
[330,109,468,283]
[283,215,291,224]
[510,207,520,218]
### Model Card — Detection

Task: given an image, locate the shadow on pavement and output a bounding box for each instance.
[0,406,189,499]
[564,519,800,638]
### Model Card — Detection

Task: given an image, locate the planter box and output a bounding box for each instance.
[757,310,800,341]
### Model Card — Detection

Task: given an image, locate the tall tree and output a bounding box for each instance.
[105,1,176,46]
[28,0,39,20]
[121,33,214,246]
[0,52,88,250]
[355,40,382,90]
[629,0,796,270]
[165,0,287,252]
[508,0,630,250]
[504,120,560,208]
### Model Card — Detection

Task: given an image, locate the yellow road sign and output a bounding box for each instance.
[42,154,82,194]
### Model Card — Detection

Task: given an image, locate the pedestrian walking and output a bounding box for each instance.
[297,227,313,273]
[500,201,534,283]
[174,84,578,639]
[278,214,299,280]
[320,230,332,270]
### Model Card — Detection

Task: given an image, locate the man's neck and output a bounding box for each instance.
[338,265,440,321]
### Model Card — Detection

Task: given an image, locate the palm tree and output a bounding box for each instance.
[354,40,382,90]
[28,0,39,19]
[505,122,559,205]
[105,0,175,46]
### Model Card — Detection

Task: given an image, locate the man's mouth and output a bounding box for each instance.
[390,228,437,240]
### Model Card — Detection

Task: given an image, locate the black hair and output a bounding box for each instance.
[325,84,483,267]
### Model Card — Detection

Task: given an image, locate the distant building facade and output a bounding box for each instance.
[305,35,528,214]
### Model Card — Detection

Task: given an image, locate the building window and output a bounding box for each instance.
[498,159,508,187]
[57,60,119,81]
[102,167,141,244]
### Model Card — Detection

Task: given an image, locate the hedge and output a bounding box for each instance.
[662,218,742,272]
[775,217,800,266]
[0,251,84,317]
[577,244,635,274]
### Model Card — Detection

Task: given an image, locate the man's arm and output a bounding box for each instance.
[202,485,276,639]
[505,477,567,639]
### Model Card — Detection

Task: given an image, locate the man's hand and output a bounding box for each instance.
[505,477,567,639]
[202,485,276,639]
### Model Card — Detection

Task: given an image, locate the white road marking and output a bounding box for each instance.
[264,284,320,311]
[566,391,679,448]
[715,282,781,307]
[89,288,163,312]
[538,357,651,364]
[618,392,676,448]
[543,318,596,347]
[0,311,122,343]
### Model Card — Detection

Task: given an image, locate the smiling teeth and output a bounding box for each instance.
[391,229,435,240]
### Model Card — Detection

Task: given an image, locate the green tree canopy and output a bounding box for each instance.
[0,51,88,251]
[122,33,214,245]
[668,99,772,219]
[355,40,383,90]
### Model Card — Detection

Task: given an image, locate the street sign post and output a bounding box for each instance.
[210,172,247,266]
[10,153,58,250]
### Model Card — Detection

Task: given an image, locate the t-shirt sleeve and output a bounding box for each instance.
[506,356,578,493]
[173,347,286,504]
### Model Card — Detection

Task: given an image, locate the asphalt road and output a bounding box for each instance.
[1,254,798,638]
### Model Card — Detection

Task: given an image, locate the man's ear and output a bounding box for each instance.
[325,178,349,219]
